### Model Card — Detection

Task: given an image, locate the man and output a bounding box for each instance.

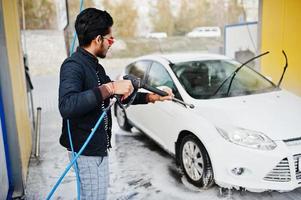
[58,8,173,200]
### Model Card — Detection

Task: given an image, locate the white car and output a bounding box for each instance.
[186,26,221,38]
[115,53,301,192]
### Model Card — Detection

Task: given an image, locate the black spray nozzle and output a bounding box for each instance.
[123,74,195,109]
[123,75,168,96]
[143,84,168,96]
[123,74,142,90]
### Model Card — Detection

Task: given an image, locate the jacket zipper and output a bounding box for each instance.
[96,70,110,151]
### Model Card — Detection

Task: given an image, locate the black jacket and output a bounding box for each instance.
[59,47,148,156]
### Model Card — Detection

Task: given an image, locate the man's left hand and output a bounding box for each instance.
[147,86,174,103]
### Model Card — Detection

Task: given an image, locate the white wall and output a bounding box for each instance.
[224,22,258,60]
[22,30,67,75]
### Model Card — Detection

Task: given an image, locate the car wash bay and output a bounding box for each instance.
[1,0,301,199]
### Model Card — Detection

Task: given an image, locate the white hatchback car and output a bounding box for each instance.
[115,53,301,192]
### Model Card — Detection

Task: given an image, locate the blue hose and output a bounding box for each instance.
[46,111,107,200]
[67,120,81,200]
[69,0,85,57]
[67,1,85,199]
[46,0,85,199]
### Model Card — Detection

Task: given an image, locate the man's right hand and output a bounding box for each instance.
[112,80,134,99]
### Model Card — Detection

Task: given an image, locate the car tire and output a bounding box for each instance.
[179,134,214,189]
[115,104,132,131]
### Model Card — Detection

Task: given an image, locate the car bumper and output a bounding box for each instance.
[207,137,301,192]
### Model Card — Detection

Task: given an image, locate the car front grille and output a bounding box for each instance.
[264,158,291,182]
[294,154,301,181]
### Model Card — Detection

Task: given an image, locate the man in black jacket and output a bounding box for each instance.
[58,8,172,200]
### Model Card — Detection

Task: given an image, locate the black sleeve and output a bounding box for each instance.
[58,60,102,118]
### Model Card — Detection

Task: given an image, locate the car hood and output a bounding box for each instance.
[192,90,301,141]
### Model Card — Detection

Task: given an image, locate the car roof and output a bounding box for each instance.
[137,52,231,64]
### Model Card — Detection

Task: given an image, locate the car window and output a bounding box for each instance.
[171,60,277,99]
[173,61,211,98]
[125,61,151,81]
[146,61,181,99]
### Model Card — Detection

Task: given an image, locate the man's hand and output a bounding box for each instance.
[147,86,174,103]
[105,80,134,99]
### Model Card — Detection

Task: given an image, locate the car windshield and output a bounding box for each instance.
[171,59,277,99]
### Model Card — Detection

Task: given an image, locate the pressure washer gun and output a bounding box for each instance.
[122,74,195,109]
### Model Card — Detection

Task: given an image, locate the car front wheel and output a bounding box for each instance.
[179,134,214,188]
[115,104,132,131]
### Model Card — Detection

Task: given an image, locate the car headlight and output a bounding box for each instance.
[217,127,277,150]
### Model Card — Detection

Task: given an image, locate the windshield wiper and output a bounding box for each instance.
[211,51,270,97]
[277,50,288,87]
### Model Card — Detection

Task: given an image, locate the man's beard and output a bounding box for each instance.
[98,53,106,58]
[97,44,107,58]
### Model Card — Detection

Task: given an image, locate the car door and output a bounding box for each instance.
[125,60,155,134]
[140,61,187,151]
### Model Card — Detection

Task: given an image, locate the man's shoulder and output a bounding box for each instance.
[62,52,82,65]
[60,52,85,76]
[61,51,87,71]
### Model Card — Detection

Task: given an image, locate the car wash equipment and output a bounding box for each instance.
[46,98,116,200]
[66,0,85,199]
[123,74,195,109]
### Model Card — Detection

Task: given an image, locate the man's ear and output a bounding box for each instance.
[96,35,102,45]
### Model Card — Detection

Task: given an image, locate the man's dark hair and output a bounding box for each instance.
[75,8,113,47]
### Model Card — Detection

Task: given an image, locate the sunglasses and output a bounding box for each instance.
[102,36,115,46]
